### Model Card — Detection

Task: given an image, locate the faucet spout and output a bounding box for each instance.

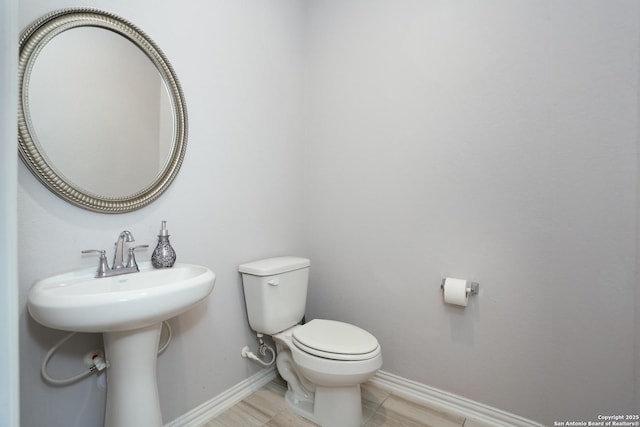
[112,230,135,270]
[83,230,147,278]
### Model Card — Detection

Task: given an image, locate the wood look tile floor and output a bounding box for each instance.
[201,376,491,427]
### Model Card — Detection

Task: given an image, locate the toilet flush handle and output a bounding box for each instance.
[268,279,279,286]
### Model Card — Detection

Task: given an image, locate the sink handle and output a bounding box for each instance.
[82,250,109,278]
[126,245,149,270]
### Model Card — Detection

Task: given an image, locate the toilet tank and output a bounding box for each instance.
[239,257,310,335]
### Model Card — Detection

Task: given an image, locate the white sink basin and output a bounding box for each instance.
[28,262,216,333]
[28,261,216,426]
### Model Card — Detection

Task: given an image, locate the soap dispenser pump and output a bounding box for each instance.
[151,220,176,268]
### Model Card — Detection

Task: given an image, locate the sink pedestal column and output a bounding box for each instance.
[103,323,163,427]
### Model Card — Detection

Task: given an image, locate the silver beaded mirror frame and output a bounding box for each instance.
[18,8,188,213]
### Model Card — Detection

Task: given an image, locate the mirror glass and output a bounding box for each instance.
[28,27,174,198]
[18,9,187,213]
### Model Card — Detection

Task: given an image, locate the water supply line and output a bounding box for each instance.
[41,321,173,386]
[41,333,99,386]
[157,320,172,355]
[241,333,276,367]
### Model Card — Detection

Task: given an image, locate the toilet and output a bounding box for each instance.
[239,256,382,427]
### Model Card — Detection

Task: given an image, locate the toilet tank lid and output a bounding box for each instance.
[238,256,310,276]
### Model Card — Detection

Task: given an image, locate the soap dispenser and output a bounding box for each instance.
[151,220,176,268]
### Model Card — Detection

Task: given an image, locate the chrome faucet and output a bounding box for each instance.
[83,230,148,278]
[112,230,135,270]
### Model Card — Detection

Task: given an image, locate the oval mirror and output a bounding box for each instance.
[18,8,187,213]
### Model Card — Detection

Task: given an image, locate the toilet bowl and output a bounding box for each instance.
[239,257,383,427]
[273,319,382,427]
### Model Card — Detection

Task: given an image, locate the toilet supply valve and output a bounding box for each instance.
[241,333,276,367]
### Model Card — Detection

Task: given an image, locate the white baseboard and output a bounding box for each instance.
[165,367,542,427]
[164,367,277,427]
[369,370,543,427]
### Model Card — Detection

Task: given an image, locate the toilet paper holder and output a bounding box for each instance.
[440,278,479,296]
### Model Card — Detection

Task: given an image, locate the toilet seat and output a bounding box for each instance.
[292,319,380,361]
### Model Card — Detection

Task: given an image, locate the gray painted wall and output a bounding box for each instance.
[302,1,639,425]
[18,1,306,426]
[16,1,639,426]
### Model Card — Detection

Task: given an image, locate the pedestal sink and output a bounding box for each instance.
[27,261,216,427]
